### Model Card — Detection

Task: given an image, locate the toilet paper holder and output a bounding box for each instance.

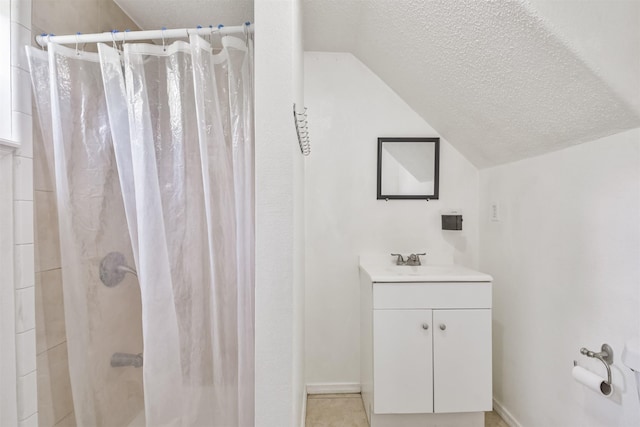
[574,343,613,386]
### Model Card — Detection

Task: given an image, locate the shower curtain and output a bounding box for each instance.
[27,33,254,427]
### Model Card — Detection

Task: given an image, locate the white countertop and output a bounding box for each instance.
[359,255,493,283]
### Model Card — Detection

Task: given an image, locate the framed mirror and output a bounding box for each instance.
[377,137,440,200]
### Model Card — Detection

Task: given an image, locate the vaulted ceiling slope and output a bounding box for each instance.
[113,0,253,30]
[112,0,638,168]
[304,0,640,168]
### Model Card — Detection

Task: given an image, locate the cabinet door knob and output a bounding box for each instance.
[439,324,446,331]
[422,323,429,330]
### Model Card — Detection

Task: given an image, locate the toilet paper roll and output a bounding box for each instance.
[572,365,613,396]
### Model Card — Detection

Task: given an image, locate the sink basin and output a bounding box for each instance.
[382,265,459,275]
[360,255,492,283]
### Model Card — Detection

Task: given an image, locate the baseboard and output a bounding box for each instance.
[493,398,522,427]
[306,382,361,395]
[300,387,307,427]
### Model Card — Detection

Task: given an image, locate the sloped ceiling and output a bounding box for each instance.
[113,0,639,168]
[113,0,253,30]
[528,0,640,114]
[304,0,640,168]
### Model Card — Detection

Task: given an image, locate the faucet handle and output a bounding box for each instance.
[413,253,426,265]
[390,253,405,265]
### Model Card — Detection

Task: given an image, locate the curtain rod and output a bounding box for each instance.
[35,23,253,48]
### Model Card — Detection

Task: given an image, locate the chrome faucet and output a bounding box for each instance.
[391,253,406,265]
[406,253,426,266]
[391,253,426,266]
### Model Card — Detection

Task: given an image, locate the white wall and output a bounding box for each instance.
[292,1,306,424]
[254,0,306,425]
[304,52,480,386]
[480,128,640,427]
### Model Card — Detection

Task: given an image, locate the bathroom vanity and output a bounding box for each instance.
[359,256,493,427]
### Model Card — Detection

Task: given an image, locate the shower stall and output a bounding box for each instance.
[27,25,254,427]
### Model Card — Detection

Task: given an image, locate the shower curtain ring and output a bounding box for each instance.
[243,22,250,46]
[217,24,224,43]
[111,30,118,50]
[123,29,130,46]
[75,32,81,55]
[211,24,224,52]
[161,27,167,51]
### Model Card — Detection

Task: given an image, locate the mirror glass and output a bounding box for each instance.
[377,137,439,200]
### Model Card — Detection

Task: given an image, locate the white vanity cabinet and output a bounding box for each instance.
[360,257,493,427]
[374,309,434,414]
[374,308,492,415]
[432,309,492,413]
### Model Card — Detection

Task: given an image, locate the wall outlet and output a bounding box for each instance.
[490,202,500,222]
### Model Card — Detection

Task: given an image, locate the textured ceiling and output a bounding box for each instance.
[528,0,640,115]
[113,0,639,168]
[304,0,640,168]
[113,0,253,30]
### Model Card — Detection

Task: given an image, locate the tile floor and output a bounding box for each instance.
[305,394,509,427]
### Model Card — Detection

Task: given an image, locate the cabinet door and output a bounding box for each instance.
[373,309,433,414]
[433,309,492,413]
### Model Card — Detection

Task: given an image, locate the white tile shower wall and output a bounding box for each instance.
[14,111,33,158]
[16,329,37,377]
[303,52,480,385]
[35,270,66,355]
[9,0,37,425]
[15,243,35,289]
[11,67,32,115]
[20,413,39,427]
[11,0,32,33]
[17,371,38,421]
[0,150,19,427]
[14,200,34,244]
[31,2,139,426]
[480,128,640,427]
[10,21,31,71]
[14,156,33,200]
[34,190,60,272]
[37,343,73,427]
[31,0,140,427]
[16,287,36,333]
